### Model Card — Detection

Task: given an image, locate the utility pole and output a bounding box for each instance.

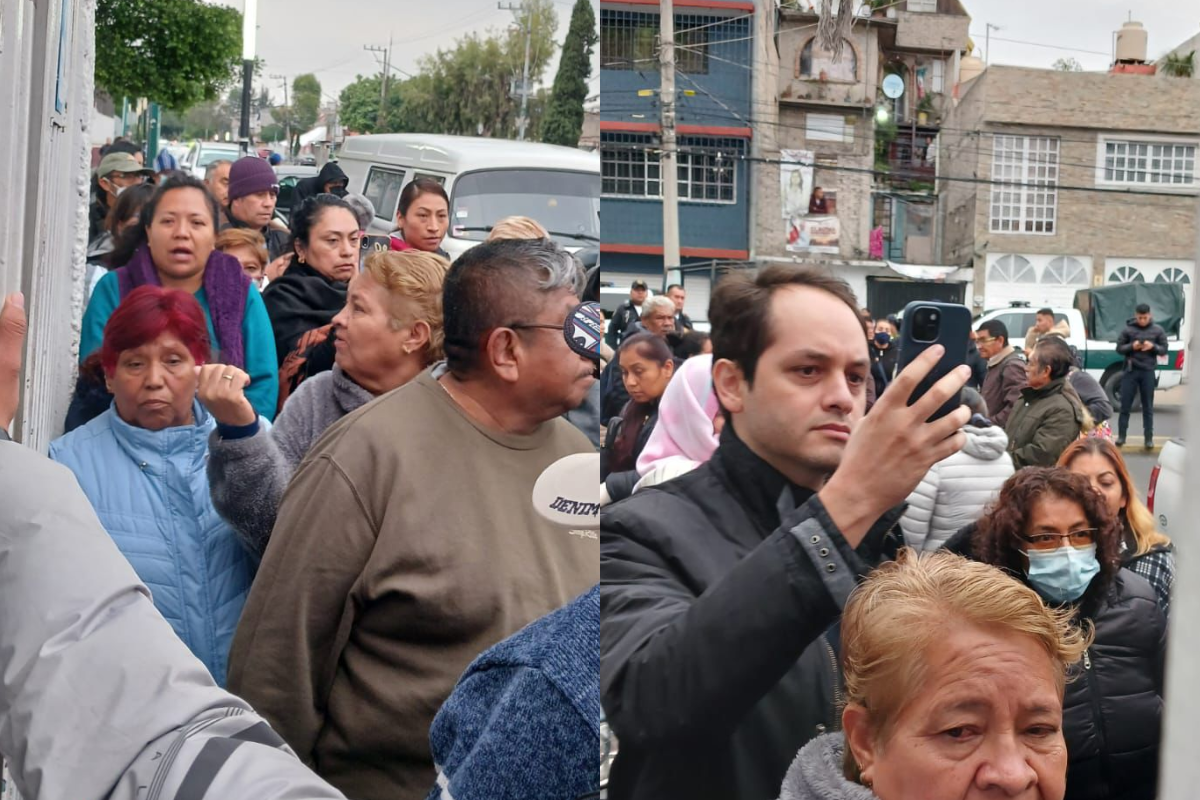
[365,38,393,129]
[270,74,290,153]
[985,23,1001,66]
[660,0,681,287]
[499,1,533,140]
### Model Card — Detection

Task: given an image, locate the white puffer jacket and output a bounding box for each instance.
[900,422,1014,552]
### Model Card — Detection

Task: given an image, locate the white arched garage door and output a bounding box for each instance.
[984,254,1092,310]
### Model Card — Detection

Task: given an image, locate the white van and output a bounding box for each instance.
[336,134,600,261]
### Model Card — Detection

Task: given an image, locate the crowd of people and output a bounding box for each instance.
[0,146,605,800]
[598,267,1174,800]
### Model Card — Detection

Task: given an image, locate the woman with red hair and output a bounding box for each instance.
[50,286,259,687]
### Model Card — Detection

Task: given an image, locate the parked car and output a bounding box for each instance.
[336,134,600,262]
[178,141,243,180]
[975,285,1186,409]
[1148,438,1185,538]
[272,164,319,225]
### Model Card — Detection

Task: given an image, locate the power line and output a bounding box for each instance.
[969,32,1112,58]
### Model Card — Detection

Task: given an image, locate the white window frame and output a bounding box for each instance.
[931,59,945,93]
[601,139,662,199]
[989,135,1059,236]
[1095,133,1199,192]
[601,138,737,205]
[907,0,938,11]
[806,113,849,143]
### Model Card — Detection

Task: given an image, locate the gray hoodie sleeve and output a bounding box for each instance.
[0,441,345,800]
[208,399,315,557]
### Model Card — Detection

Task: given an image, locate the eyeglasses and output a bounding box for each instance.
[976,336,998,345]
[1019,529,1097,551]
[506,322,564,334]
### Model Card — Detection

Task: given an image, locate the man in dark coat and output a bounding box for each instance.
[600,265,972,800]
[976,319,1028,428]
[293,161,350,208]
[605,280,647,348]
[223,157,290,261]
[1116,303,1169,448]
[666,284,694,333]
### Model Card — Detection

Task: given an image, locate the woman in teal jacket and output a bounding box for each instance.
[52,286,259,686]
[78,174,278,422]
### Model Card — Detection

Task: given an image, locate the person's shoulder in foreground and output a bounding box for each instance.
[0,440,347,800]
[428,585,600,800]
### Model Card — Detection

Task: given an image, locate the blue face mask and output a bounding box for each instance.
[873,331,891,346]
[1026,544,1100,604]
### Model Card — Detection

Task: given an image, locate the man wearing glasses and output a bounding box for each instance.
[227,239,598,800]
[976,319,1028,428]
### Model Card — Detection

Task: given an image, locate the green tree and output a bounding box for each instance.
[339,73,404,134]
[1051,57,1083,72]
[1162,50,1196,78]
[95,0,242,111]
[289,74,323,151]
[541,0,596,146]
[391,0,558,137]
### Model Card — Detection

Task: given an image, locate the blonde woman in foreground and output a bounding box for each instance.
[778,549,1089,800]
[200,249,450,555]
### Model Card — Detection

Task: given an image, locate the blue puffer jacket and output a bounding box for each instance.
[49,399,258,686]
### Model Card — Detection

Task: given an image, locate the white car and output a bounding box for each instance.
[1148,438,1184,537]
[178,141,243,180]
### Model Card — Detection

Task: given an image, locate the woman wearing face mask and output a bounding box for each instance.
[1059,437,1174,617]
[77,176,279,426]
[202,250,448,556]
[943,468,1165,800]
[50,287,260,687]
[390,178,450,256]
[870,320,898,393]
[601,333,675,503]
[262,194,363,409]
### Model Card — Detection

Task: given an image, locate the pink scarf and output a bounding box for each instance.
[636,354,721,476]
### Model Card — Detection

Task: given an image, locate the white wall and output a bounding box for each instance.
[0,0,95,450]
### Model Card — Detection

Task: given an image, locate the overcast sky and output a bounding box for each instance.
[217,0,598,107]
[957,0,1199,70]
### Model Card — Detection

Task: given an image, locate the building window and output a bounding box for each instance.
[907,0,938,11]
[1103,139,1196,186]
[989,135,1059,235]
[799,39,858,82]
[988,254,1037,284]
[806,113,849,143]
[1042,256,1088,286]
[600,10,710,74]
[601,133,661,198]
[601,134,741,203]
[1108,265,1145,283]
[1155,267,1192,284]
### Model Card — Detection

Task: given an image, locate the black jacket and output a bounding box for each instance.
[1069,369,1113,424]
[601,426,903,800]
[965,340,987,390]
[606,299,640,348]
[943,528,1165,800]
[600,357,629,425]
[674,310,694,333]
[870,343,898,393]
[601,409,658,502]
[223,212,291,261]
[293,162,349,208]
[1117,319,1168,372]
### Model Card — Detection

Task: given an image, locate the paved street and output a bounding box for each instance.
[1122,385,1187,498]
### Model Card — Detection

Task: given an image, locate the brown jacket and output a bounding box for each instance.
[226,368,598,800]
[982,348,1028,428]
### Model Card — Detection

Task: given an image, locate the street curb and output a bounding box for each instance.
[1116,439,1168,456]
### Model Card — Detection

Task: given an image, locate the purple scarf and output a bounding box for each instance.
[117,245,250,368]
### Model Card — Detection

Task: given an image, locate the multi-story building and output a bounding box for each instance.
[598,0,754,322]
[753,0,970,310]
[939,63,1200,345]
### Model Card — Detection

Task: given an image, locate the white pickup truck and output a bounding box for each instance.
[1148,438,1185,538]
[974,304,1185,407]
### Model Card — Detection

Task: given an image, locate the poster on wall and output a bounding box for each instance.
[787,216,841,254]
[780,149,814,220]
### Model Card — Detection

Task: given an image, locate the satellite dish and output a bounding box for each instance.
[882,73,905,99]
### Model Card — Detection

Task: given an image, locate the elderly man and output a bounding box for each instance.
[625,295,676,339]
[223,157,290,261]
[227,239,598,800]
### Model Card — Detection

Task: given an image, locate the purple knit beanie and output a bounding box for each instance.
[227,157,280,201]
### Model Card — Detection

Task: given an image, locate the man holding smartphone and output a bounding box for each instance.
[1116,303,1168,448]
[600,265,971,800]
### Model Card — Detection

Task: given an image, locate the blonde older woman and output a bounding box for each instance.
[778,549,1089,800]
[487,215,549,241]
[200,249,450,555]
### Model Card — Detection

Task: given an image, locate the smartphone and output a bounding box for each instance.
[894,301,972,422]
